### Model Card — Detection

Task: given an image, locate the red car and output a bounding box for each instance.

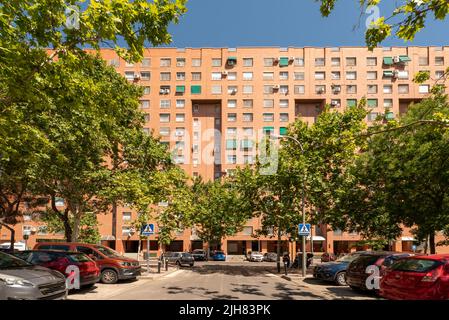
[14,250,100,288]
[380,254,449,300]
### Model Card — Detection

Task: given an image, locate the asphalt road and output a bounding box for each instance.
[69,261,378,300]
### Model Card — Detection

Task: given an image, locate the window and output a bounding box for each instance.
[212,58,222,67]
[366,57,377,66]
[315,72,325,80]
[346,99,357,107]
[175,114,185,122]
[55,197,65,206]
[367,99,378,108]
[226,127,237,136]
[226,155,237,164]
[294,85,305,94]
[346,57,357,66]
[125,61,134,67]
[263,72,274,80]
[263,99,274,108]
[226,139,237,150]
[279,99,289,108]
[397,70,409,79]
[331,57,340,66]
[228,86,238,94]
[279,127,288,135]
[240,139,253,152]
[346,85,357,94]
[228,72,237,80]
[419,56,429,66]
[243,127,253,136]
[294,72,305,80]
[264,58,275,66]
[211,85,222,94]
[383,99,393,108]
[227,113,237,122]
[143,86,150,95]
[383,85,393,94]
[243,85,253,94]
[279,85,289,94]
[279,57,289,67]
[176,72,185,81]
[140,71,151,80]
[435,56,444,66]
[243,113,253,122]
[124,71,135,80]
[367,85,378,94]
[191,58,201,67]
[176,99,185,108]
[191,72,201,81]
[331,85,341,94]
[331,99,341,107]
[140,100,150,109]
[175,128,185,137]
[264,85,274,94]
[294,57,304,66]
[211,72,222,80]
[143,113,150,122]
[243,99,253,108]
[315,57,325,66]
[243,58,253,67]
[367,112,379,122]
[176,58,186,67]
[160,58,171,67]
[436,70,445,79]
[346,71,357,80]
[123,212,132,221]
[243,72,253,80]
[160,113,170,123]
[109,59,120,67]
[191,85,201,94]
[160,72,171,81]
[279,72,288,80]
[243,155,254,164]
[159,85,170,94]
[263,113,274,122]
[398,84,409,94]
[366,71,377,80]
[280,113,289,122]
[159,99,170,109]
[419,84,430,94]
[331,71,341,80]
[227,100,237,108]
[159,127,170,136]
[315,85,325,94]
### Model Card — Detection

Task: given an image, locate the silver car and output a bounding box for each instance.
[0,251,67,300]
[248,251,264,262]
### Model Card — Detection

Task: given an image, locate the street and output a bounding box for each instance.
[69,261,379,300]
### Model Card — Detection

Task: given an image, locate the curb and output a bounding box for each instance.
[137,267,180,280]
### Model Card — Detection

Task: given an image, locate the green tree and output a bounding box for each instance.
[317,0,449,49]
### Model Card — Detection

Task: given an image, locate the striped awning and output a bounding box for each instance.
[101,235,116,241]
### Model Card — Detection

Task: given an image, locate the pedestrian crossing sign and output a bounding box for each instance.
[141,224,154,236]
[298,223,311,236]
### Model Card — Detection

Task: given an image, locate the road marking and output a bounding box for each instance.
[161,269,185,279]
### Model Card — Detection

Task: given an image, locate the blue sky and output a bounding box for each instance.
[164,0,449,47]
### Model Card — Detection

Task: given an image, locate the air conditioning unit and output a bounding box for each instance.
[331,101,340,107]
[164,89,170,94]
[393,56,400,63]
[289,57,295,62]
[133,74,141,81]
[332,86,341,93]
[273,57,279,63]
[393,70,399,78]
[317,88,325,94]
[222,71,228,76]
[175,131,184,137]
[272,85,280,90]
[229,89,237,94]
[159,89,165,94]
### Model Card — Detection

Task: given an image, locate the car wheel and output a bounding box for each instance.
[189,263,194,267]
[335,272,347,286]
[101,269,118,284]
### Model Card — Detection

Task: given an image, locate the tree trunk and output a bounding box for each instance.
[276,228,281,273]
[71,212,81,242]
[61,210,73,242]
[429,232,436,254]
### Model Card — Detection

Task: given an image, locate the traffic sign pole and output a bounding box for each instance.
[147,237,150,274]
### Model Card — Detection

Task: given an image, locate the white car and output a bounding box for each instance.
[0,242,27,251]
[248,251,264,262]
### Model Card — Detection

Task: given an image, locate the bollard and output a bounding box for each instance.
[165,258,168,271]
[158,260,161,273]
[284,262,288,276]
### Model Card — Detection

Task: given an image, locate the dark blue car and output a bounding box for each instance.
[211,251,226,261]
[313,251,369,286]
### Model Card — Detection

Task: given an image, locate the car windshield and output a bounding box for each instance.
[95,245,123,258]
[336,254,360,262]
[252,252,262,255]
[182,253,192,257]
[391,259,443,273]
[68,253,91,263]
[0,252,32,269]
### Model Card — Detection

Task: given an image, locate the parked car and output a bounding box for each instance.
[380,254,449,300]
[0,242,27,252]
[34,242,141,284]
[263,252,278,262]
[313,251,370,286]
[211,251,226,261]
[320,252,337,263]
[191,249,207,261]
[0,251,67,300]
[14,250,100,288]
[291,253,314,269]
[248,251,264,262]
[163,252,194,267]
[346,251,413,291]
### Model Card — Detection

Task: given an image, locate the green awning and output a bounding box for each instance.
[399,55,411,62]
[367,99,378,108]
[263,126,274,133]
[240,140,254,149]
[279,127,288,136]
[226,139,237,149]
[279,57,289,67]
[227,57,237,64]
[176,85,185,93]
[191,85,201,94]
[385,112,395,120]
[383,57,393,65]
[347,99,357,108]
[383,70,394,77]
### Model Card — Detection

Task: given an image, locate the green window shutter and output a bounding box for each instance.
[346,99,357,108]
[383,57,393,65]
[191,85,201,94]
[176,85,185,93]
[279,57,289,67]
[226,139,237,149]
[385,112,395,120]
[367,99,378,108]
[383,70,394,77]
[263,126,274,133]
[227,57,237,65]
[279,127,287,136]
[399,55,411,62]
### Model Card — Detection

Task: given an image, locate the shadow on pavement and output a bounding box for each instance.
[271,283,322,300]
[164,285,239,299]
[189,264,272,276]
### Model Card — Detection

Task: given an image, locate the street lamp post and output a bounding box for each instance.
[270,134,307,277]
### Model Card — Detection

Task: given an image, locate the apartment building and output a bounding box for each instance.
[2,46,449,256]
